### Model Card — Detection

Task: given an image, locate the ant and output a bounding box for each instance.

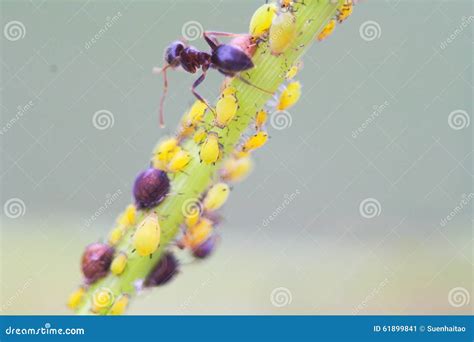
[153,31,271,128]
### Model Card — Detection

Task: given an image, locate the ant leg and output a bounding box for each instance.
[153,64,171,128]
[236,73,274,95]
[191,72,215,114]
[203,31,246,50]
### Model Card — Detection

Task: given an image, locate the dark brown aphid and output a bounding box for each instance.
[133,168,170,210]
[144,252,179,287]
[154,31,270,127]
[81,243,115,284]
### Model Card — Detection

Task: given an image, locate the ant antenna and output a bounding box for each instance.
[153,65,171,128]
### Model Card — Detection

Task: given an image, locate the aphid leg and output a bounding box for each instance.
[191,71,215,114]
[153,64,172,128]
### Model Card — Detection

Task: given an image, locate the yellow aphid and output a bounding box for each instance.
[133,213,161,257]
[203,183,230,212]
[317,19,336,41]
[109,294,129,315]
[118,204,136,227]
[269,12,297,56]
[177,122,196,141]
[277,81,301,110]
[337,1,353,23]
[108,226,124,246]
[249,3,277,38]
[199,132,222,165]
[221,156,253,183]
[67,286,85,310]
[285,61,303,80]
[184,218,213,248]
[221,86,237,98]
[111,252,127,275]
[154,137,179,163]
[255,110,268,130]
[214,95,239,128]
[185,100,207,127]
[167,149,191,173]
[242,131,269,152]
[193,128,207,144]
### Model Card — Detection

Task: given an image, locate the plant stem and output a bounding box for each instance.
[75,0,345,315]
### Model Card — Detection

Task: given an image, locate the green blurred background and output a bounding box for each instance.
[1,0,472,315]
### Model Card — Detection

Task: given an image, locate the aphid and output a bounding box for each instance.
[154,138,179,163]
[193,128,207,144]
[317,19,336,41]
[220,86,238,98]
[337,1,353,23]
[167,149,191,173]
[67,286,85,310]
[81,243,115,284]
[214,95,239,129]
[285,61,303,80]
[269,12,297,56]
[133,168,170,210]
[111,252,128,275]
[133,213,161,257]
[242,131,269,152]
[254,110,268,130]
[249,3,277,38]
[117,204,136,227]
[144,252,180,287]
[276,81,301,110]
[180,218,214,249]
[154,31,269,127]
[108,225,124,246]
[109,294,129,315]
[199,132,223,165]
[183,100,208,129]
[220,155,253,183]
[193,234,218,259]
[203,183,230,212]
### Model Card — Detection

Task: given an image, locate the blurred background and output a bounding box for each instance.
[0,0,472,315]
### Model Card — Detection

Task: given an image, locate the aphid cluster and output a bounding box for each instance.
[317,0,355,42]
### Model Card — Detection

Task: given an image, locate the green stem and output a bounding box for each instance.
[75,0,344,315]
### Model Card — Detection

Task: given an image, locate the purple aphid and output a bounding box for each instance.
[133,168,170,210]
[81,243,114,284]
[192,235,218,259]
[144,252,179,287]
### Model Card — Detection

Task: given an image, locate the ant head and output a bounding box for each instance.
[165,41,185,67]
